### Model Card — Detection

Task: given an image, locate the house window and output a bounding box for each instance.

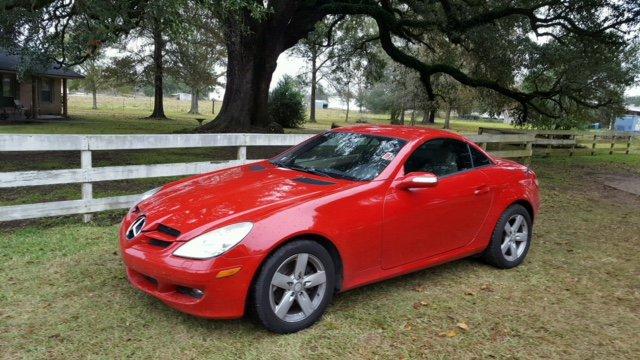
[1,75,11,97]
[41,78,53,102]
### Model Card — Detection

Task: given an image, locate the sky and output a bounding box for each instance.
[270,50,640,98]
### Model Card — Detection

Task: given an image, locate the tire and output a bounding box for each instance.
[481,204,532,269]
[252,240,335,333]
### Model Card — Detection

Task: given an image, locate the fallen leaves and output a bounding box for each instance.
[438,330,458,338]
[480,283,495,292]
[438,322,470,338]
[412,301,430,309]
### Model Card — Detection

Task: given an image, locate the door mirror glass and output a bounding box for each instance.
[396,172,438,190]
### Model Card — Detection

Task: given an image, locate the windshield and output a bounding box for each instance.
[271,132,406,181]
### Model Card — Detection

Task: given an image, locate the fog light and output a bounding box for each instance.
[191,288,204,298]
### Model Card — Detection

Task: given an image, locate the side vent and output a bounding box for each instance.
[157,224,181,237]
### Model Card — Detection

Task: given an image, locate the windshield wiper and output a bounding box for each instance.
[287,164,337,179]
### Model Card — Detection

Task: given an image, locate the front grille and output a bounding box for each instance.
[149,239,172,248]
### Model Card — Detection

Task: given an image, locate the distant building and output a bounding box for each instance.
[312,99,329,110]
[614,106,640,132]
[0,51,84,119]
[173,92,192,101]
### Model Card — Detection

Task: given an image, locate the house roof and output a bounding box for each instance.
[0,51,84,79]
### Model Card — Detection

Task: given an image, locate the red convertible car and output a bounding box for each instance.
[120,125,539,333]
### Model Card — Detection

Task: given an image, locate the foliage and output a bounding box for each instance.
[268,75,306,128]
[2,0,639,130]
[165,0,226,106]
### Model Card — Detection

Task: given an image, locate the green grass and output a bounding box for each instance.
[1,155,639,358]
[0,94,511,135]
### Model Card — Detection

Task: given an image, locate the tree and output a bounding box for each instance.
[166,1,226,115]
[268,75,306,128]
[78,55,109,110]
[122,0,185,119]
[293,16,375,123]
[5,1,639,131]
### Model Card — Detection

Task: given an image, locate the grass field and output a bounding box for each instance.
[1,154,639,358]
[0,94,511,134]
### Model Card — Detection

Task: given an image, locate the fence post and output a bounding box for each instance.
[81,147,93,223]
[626,136,632,155]
[591,134,597,156]
[569,134,576,156]
[609,135,615,155]
[237,134,247,165]
[525,140,533,166]
[480,142,487,150]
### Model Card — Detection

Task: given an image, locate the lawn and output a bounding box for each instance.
[1,154,639,358]
[0,94,511,134]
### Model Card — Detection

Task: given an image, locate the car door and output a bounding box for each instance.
[381,138,494,269]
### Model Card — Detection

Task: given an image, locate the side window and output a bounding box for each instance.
[470,146,491,167]
[404,139,473,177]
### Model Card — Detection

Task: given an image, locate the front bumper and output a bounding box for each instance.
[121,236,263,319]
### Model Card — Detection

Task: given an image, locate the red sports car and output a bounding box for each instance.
[120,125,539,333]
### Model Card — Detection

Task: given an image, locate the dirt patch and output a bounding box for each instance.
[598,173,640,196]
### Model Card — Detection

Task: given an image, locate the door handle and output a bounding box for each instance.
[474,185,490,195]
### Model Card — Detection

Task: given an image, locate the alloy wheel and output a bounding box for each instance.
[501,214,528,261]
[269,253,327,323]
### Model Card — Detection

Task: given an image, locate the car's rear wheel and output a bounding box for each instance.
[481,204,532,269]
[252,240,335,333]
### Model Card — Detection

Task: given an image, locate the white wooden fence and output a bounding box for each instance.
[0,133,535,222]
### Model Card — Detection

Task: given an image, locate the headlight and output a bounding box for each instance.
[140,187,162,202]
[173,222,254,259]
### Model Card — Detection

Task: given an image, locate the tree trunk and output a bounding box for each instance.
[199,5,323,132]
[188,89,199,114]
[148,16,166,119]
[421,104,429,124]
[92,87,98,110]
[444,104,452,129]
[309,48,317,123]
[345,97,350,123]
[427,107,436,124]
[399,107,405,125]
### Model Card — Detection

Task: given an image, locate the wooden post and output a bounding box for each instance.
[212,99,215,115]
[81,149,93,223]
[609,135,615,155]
[525,140,533,166]
[480,142,487,150]
[591,134,597,156]
[62,78,68,118]
[626,136,631,155]
[30,77,39,119]
[569,134,576,156]
[237,146,247,165]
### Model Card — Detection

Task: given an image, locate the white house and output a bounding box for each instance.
[172,92,192,101]
[614,106,640,132]
[313,99,329,110]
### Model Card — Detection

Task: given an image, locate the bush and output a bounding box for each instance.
[268,75,306,128]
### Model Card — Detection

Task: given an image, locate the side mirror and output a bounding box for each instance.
[396,172,438,190]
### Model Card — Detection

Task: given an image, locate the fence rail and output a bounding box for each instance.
[478,127,636,156]
[1,132,537,222]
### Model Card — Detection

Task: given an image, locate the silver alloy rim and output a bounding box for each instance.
[501,214,528,261]
[269,253,327,322]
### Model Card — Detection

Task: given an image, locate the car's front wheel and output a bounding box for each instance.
[252,240,335,333]
[481,204,532,269]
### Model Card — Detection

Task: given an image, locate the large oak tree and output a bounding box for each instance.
[2,0,638,131]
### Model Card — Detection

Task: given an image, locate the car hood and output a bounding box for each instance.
[138,161,355,240]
